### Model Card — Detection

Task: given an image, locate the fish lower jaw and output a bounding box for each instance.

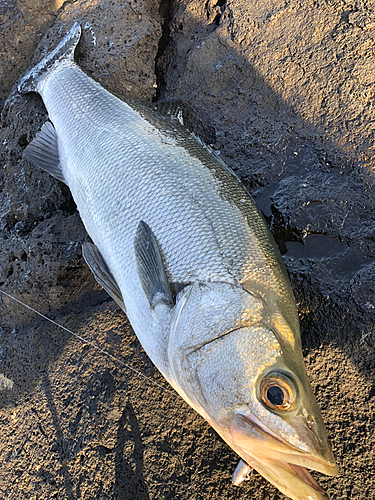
[287,463,329,497]
[225,416,337,500]
[230,411,338,476]
[235,440,338,478]
[233,457,331,500]
[235,452,331,500]
[230,433,337,498]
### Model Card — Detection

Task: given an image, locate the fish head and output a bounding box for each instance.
[168,281,337,500]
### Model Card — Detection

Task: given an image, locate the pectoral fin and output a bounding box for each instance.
[134,221,173,308]
[82,242,126,312]
[23,121,66,184]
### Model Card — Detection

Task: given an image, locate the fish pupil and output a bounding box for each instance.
[267,386,284,406]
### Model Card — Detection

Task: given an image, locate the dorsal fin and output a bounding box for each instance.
[23,121,66,184]
[153,100,183,124]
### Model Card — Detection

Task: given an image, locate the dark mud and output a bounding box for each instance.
[0,1,374,499]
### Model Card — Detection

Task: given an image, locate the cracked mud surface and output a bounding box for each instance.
[0,0,374,499]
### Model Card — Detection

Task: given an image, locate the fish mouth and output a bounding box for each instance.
[288,463,328,495]
[229,412,338,500]
[247,458,330,500]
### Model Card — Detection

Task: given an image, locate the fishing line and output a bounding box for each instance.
[0,288,175,395]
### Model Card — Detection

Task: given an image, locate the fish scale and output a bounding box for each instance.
[17,24,337,500]
[41,60,287,298]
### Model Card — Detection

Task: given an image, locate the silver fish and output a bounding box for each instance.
[18,23,338,499]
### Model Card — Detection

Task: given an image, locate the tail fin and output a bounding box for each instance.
[18,22,82,94]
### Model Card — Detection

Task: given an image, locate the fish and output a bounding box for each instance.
[17,23,338,500]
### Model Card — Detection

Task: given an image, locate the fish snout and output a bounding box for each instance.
[230,411,338,477]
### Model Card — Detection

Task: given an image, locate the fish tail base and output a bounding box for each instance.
[18,22,82,94]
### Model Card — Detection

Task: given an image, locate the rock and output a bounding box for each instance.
[0,0,374,499]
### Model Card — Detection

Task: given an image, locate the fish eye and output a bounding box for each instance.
[259,372,297,411]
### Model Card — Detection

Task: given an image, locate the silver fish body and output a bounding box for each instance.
[18,24,337,500]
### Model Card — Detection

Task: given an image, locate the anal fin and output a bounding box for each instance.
[23,121,66,184]
[82,242,126,312]
[134,221,173,308]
